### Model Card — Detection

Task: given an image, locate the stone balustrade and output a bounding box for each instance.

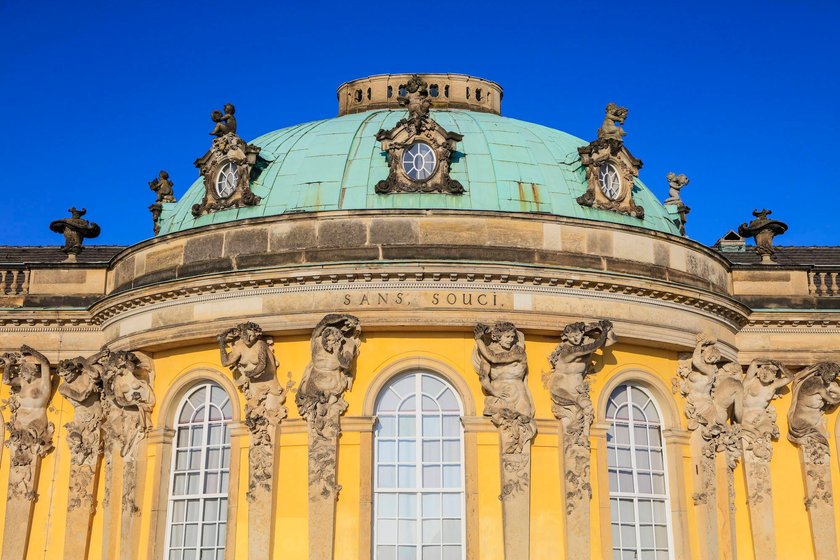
[809,269,840,296]
[1,268,29,295]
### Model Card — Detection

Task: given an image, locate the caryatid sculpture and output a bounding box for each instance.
[547,320,615,514]
[473,321,535,558]
[99,350,155,460]
[0,345,55,500]
[473,322,536,457]
[740,359,792,460]
[296,314,362,437]
[218,321,287,501]
[788,362,840,464]
[58,351,107,511]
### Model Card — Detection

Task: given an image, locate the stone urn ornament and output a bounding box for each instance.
[738,209,788,264]
[49,207,101,257]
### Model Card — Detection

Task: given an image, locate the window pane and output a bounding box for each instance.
[374,372,465,557]
[607,384,672,559]
[165,383,232,560]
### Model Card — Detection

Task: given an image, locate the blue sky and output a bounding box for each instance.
[2,1,838,247]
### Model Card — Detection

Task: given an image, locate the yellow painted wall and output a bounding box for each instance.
[0,331,832,558]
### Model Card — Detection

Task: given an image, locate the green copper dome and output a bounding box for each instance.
[157,109,681,236]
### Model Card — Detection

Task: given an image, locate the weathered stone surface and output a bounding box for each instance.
[317,220,367,248]
[225,228,269,257]
[369,219,419,245]
[183,233,224,264]
[269,222,317,250]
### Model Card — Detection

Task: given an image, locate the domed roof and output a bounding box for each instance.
[158,109,681,236]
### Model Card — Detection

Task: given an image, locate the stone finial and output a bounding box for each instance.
[210,103,236,137]
[597,102,628,141]
[737,209,788,264]
[49,208,101,256]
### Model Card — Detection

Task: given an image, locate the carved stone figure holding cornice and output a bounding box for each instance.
[577,104,645,219]
[49,208,101,256]
[193,104,262,217]
[58,351,107,511]
[546,320,615,511]
[219,321,286,501]
[738,209,789,264]
[788,362,840,464]
[375,75,464,195]
[0,345,55,500]
[741,359,792,460]
[597,102,628,141]
[100,350,155,460]
[473,322,535,505]
[296,314,361,439]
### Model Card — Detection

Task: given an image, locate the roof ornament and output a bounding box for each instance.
[738,209,788,264]
[576,103,645,219]
[192,103,262,217]
[665,172,691,236]
[49,208,101,258]
[148,171,176,235]
[375,75,464,195]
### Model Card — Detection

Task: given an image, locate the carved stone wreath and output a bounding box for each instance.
[375,76,464,194]
[192,133,262,217]
[577,137,645,219]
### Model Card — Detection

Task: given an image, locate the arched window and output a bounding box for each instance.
[373,371,465,560]
[606,384,673,560]
[164,382,233,560]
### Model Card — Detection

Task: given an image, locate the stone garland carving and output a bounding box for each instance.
[0,345,55,501]
[788,362,840,468]
[472,322,536,500]
[375,74,464,195]
[219,322,288,502]
[545,320,615,511]
[738,209,789,264]
[296,314,361,498]
[49,207,101,256]
[193,103,262,217]
[58,351,108,511]
[148,170,176,235]
[577,103,645,219]
[98,349,155,515]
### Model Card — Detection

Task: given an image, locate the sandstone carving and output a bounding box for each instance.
[193,104,262,217]
[788,362,840,465]
[297,314,361,496]
[473,322,535,499]
[738,209,788,264]
[546,320,615,510]
[664,172,689,205]
[100,350,155,460]
[219,322,287,501]
[149,170,176,235]
[49,207,101,256]
[375,75,464,194]
[741,359,792,460]
[58,351,107,511]
[577,104,645,219]
[0,345,55,500]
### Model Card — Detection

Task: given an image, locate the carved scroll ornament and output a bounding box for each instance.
[577,103,645,219]
[546,320,615,510]
[375,75,464,195]
[193,104,262,217]
[0,346,55,501]
[473,322,536,500]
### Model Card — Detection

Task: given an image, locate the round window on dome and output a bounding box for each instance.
[401,143,437,182]
[215,162,238,199]
[598,162,621,200]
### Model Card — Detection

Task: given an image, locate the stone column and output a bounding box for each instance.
[787,362,840,560]
[295,314,361,560]
[545,320,615,559]
[0,345,55,560]
[218,321,291,560]
[473,321,537,559]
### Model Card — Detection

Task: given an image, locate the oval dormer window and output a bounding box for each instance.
[215,162,238,199]
[598,162,621,200]
[402,143,436,182]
